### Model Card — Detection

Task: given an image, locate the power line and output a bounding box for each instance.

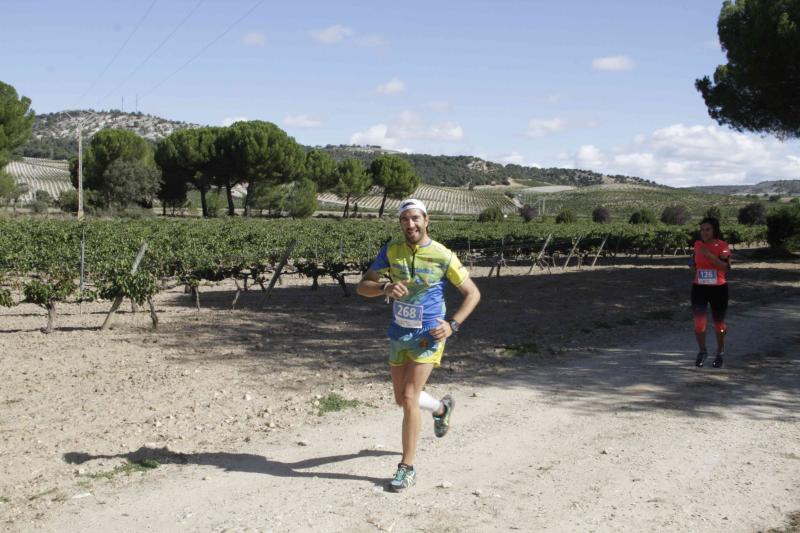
[77,0,159,106]
[93,0,206,110]
[141,0,266,99]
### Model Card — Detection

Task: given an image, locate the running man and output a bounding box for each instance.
[690,217,731,368]
[357,199,481,492]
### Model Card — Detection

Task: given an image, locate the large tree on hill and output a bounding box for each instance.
[695,0,800,138]
[370,154,420,217]
[284,178,318,218]
[102,159,161,208]
[0,81,35,167]
[335,158,371,218]
[304,149,338,192]
[216,121,306,216]
[155,127,220,217]
[71,129,157,208]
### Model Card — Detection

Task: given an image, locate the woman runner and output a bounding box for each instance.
[690,217,731,368]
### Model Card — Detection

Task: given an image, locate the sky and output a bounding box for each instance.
[2,0,799,187]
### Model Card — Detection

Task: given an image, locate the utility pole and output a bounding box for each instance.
[77,124,84,219]
[135,93,138,113]
[121,95,124,112]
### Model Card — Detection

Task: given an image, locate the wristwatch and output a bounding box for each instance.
[449,319,460,333]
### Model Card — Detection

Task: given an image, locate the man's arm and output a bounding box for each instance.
[430,277,481,340]
[356,269,410,299]
[451,277,481,325]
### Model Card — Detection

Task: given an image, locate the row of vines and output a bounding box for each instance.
[0,217,767,332]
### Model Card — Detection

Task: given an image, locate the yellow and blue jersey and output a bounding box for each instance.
[371,238,469,337]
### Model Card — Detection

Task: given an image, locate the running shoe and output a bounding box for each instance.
[695,350,708,367]
[389,463,416,492]
[433,395,454,438]
[712,352,724,368]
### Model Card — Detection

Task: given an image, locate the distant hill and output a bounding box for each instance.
[17,110,663,189]
[316,145,664,188]
[17,110,199,160]
[687,180,800,196]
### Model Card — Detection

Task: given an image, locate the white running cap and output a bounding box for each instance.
[398,199,427,217]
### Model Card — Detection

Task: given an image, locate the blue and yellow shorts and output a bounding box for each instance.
[388,327,446,367]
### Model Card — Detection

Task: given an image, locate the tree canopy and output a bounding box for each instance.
[0,80,35,167]
[335,159,371,218]
[219,121,305,216]
[155,127,220,217]
[304,149,338,192]
[71,129,157,208]
[369,154,420,217]
[696,0,800,138]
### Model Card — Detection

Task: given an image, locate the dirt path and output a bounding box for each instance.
[20,296,800,533]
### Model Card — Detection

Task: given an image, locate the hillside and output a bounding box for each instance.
[17,110,199,160]
[16,110,663,189]
[687,180,800,196]
[317,144,664,188]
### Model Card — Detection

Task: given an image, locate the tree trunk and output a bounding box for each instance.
[147,298,159,330]
[191,286,201,311]
[225,182,235,216]
[378,191,388,218]
[342,194,351,218]
[200,189,209,218]
[44,302,56,334]
[334,274,350,297]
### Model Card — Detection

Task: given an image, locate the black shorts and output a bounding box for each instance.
[691,283,729,323]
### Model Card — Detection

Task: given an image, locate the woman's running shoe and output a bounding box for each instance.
[695,350,708,367]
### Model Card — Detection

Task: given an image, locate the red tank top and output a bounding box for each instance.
[693,240,730,286]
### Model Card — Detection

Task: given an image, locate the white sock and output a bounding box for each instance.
[418,391,443,413]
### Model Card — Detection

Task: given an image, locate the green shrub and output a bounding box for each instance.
[592,206,611,223]
[629,209,656,224]
[555,209,575,224]
[767,204,800,251]
[704,206,722,220]
[661,204,691,225]
[478,206,504,223]
[738,202,767,225]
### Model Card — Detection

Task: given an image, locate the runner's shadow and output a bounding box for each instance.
[64,447,399,487]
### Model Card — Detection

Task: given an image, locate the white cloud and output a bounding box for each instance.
[566,124,800,186]
[375,77,406,95]
[488,152,539,167]
[526,117,566,138]
[350,111,465,149]
[311,25,354,44]
[350,124,397,148]
[546,93,563,104]
[310,25,385,47]
[241,31,265,47]
[592,55,635,72]
[389,111,463,141]
[283,114,322,128]
[355,34,387,48]
[221,116,247,126]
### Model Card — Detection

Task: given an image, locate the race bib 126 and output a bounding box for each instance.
[697,269,718,285]
[393,301,424,329]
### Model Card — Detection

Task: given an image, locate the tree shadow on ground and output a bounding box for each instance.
[143,263,800,421]
[63,447,399,487]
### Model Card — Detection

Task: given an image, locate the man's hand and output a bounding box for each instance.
[384,280,410,299]
[430,318,453,341]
